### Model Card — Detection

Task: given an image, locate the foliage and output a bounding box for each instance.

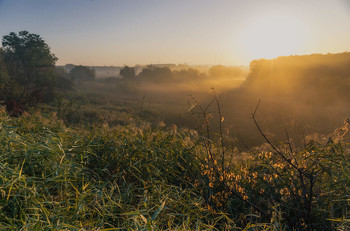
[138,65,173,82]
[69,65,95,82]
[53,67,74,92]
[1,31,58,115]
[0,48,9,99]
[172,68,207,82]
[120,65,136,78]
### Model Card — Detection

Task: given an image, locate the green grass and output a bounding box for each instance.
[0,106,350,230]
[0,108,228,230]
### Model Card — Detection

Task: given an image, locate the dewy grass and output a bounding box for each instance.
[0,110,225,230]
[0,106,350,230]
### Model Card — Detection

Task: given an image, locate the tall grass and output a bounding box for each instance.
[0,108,233,230]
[1,105,349,230]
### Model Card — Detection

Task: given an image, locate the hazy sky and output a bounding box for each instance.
[0,0,349,66]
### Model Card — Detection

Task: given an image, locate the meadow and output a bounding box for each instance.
[1,101,349,230]
[1,34,350,230]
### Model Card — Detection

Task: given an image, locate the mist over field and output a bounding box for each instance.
[1,0,350,229]
[60,53,350,148]
[1,30,350,229]
[223,53,350,146]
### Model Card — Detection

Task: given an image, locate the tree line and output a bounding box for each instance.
[0,30,246,116]
[0,31,98,116]
[119,64,245,82]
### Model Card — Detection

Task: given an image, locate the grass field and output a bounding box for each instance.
[1,104,350,230]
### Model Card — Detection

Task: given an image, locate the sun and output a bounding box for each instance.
[237,13,307,61]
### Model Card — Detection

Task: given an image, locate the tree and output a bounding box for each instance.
[120,65,135,78]
[54,67,73,91]
[138,66,173,82]
[173,68,206,82]
[69,65,95,81]
[0,48,9,100]
[1,31,58,115]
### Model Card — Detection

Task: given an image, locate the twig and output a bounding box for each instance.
[212,88,226,175]
[252,100,304,175]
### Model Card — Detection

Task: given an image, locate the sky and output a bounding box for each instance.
[0,0,349,66]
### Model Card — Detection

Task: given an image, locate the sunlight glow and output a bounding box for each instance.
[237,13,307,60]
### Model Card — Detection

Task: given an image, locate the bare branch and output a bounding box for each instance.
[252,100,307,176]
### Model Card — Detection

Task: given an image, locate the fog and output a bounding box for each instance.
[66,52,350,148]
[221,53,350,146]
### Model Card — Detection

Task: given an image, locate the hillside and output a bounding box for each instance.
[243,52,350,103]
[222,53,350,147]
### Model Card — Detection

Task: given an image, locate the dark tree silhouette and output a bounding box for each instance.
[120,65,136,78]
[0,48,9,100]
[69,65,95,81]
[138,65,173,82]
[54,67,73,92]
[1,31,58,115]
